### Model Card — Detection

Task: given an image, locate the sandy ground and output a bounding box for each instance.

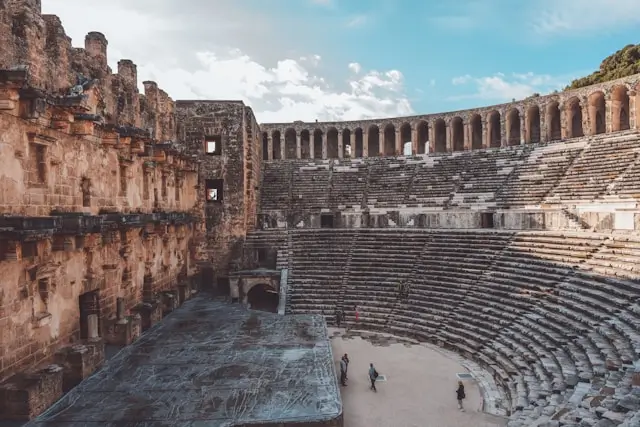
[329,328,508,427]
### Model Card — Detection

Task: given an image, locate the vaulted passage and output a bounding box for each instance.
[342,129,351,157]
[272,130,282,159]
[546,102,561,141]
[368,126,380,156]
[451,117,464,151]
[327,128,339,159]
[470,114,482,149]
[354,128,364,157]
[262,132,269,160]
[313,129,323,159]
[566,97,584,138]
[383,124,396,156]
[588,91,606,135]
[416,121,428,154]
[300,130,311,159]
[434,119,446,153]
[507,108,521,146]
[612,85,630,131]
[284,128,296,159]
[400,123,411,155]
[526,106,540,143]
[487,111,501,148]
[247,283,279,313]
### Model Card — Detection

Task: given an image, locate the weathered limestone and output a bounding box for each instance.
[260,74,640,159]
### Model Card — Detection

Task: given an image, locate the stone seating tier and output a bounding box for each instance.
[260,130,640,212]
[269,228,640,425]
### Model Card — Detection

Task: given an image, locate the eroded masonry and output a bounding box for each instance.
[5,0,640,426]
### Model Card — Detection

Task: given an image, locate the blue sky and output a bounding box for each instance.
[43,0,639,122]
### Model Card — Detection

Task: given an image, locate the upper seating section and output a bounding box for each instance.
[260,130,640,213]
[260,74,640,160]
[278,228,640,424]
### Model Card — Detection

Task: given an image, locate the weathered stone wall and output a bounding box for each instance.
[260,74,640,158]
[175,101,261,279]
[0,0,175,141]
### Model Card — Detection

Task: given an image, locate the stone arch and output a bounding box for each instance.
[416,121,428,154]
[469,114,482,149]
[342,129,351,157]
[588,91,606,135]
[383,123,396,156]
[368,125,380,156]
[354,128,364,157]
[566,96,584,138]
[262,132,269,160]
[506,108,521,146]
[327,127,339,159]
[399,123,412,155]
[487,110,501,148]
[246,283,279,313]
[451,117,464,151]
[300,130,311,159]
[284,128,297,159]
[313,129,323,159]
[433,119,446,153]
[272,130,282,160]
[546,101,561,141]
[611,85,630,131]
[526,105,541,144]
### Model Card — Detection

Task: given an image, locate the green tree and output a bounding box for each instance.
[566,44,640,90]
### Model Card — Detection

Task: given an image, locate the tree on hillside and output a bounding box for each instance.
[566,43,640,90]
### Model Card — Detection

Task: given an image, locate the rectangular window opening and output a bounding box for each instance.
[481,212,495,229]
[321,213,334,228]
[205,135,222,155]
[205,179,224,202]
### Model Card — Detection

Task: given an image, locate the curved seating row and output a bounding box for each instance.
[261,130,640,211]
[281,228,640,425]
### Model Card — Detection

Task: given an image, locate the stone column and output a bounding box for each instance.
[482,121,488,149]
[310,135,315,159]
[500,113,507,148]
[296,134,301,159]
[267,136,273,160]
[395,129,402,155]
[560,104,568,139]
[87,314,100,341]
[337,130,343,159]
[606,96,614,133]
[379,130,385,157]
[350,131,356,158]
[280,137,286,160]
[629,90,638,130]
[116,297,127,323]
[539,107,547,143]
[363,130,369,157]
[429,126,436,153]
[446,123,452,153]
[411,126,418,155]
[322,133,328,159]
[520,115,526,144]
[463,121,471,151]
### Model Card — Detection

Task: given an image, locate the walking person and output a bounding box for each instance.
[456,381,466,411]
[342,353,350,380]
[339,357,348,386]
[335,309,341,327]
[368,363,378,392]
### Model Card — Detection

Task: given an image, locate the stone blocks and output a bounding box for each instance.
[0,364,63,421]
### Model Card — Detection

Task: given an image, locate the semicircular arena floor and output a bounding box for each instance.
[328,328,509,427]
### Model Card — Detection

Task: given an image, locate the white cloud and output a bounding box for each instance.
[41,0,413,123]
[532,0,640,35]
[447,72,568,102]
[346,15,369,28]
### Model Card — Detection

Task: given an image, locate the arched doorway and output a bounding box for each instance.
[247,283,279,313]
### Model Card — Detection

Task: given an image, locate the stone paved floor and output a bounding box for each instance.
[329,328,509,427]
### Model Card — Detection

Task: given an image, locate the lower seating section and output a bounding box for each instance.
[283,228,640,425]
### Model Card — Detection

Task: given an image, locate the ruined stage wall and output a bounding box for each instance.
[176,101,261,280]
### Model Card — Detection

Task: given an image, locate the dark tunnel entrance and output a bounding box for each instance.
[247,283,279,313]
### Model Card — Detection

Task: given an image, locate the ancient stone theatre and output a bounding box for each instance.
[2,1,640,426]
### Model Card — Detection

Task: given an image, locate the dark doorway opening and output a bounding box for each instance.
[247,283,279,313]
[79,290,101,340]
[321,213,334,228]
[217,276,230,296]
[201,267,214,291]
[481,213,495,229]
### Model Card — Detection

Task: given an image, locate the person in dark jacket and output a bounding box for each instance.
[456,381,465,411]
[339,357,347,386]
[335,309,341,327]
[368,363,378,392]
[342,354,350,379]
